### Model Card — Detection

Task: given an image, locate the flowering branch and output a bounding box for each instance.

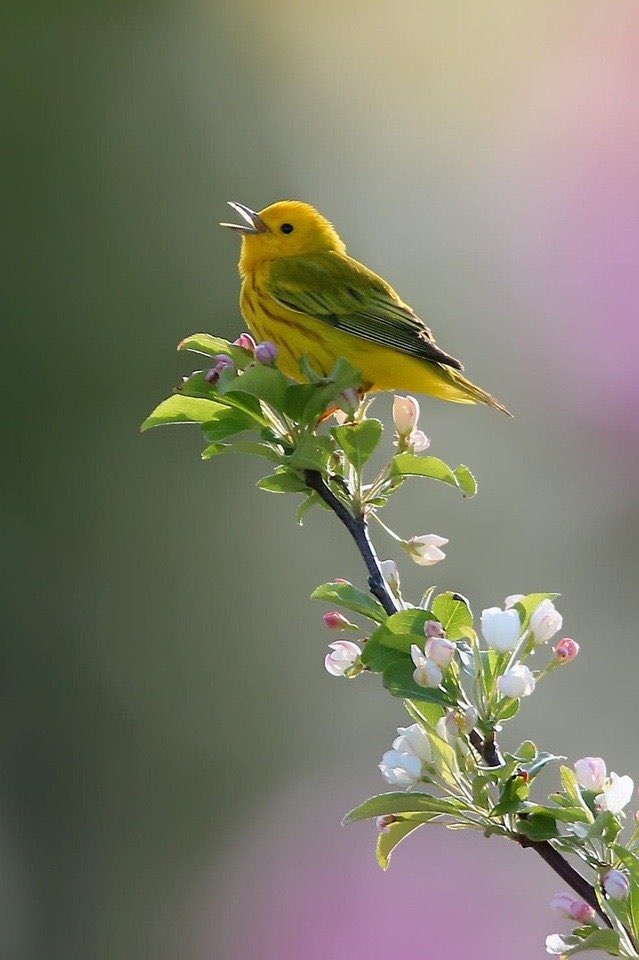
[309,460,611,931]
[143,333,639,959]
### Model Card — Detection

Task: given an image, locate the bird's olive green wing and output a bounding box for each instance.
[268,251,463,371]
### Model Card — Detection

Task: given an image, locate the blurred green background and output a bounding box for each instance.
[4,2,639,958]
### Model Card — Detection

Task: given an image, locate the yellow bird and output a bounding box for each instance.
[221,200,510,415]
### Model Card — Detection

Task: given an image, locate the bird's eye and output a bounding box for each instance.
[280,223,294,234]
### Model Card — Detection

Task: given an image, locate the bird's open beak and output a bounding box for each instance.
[220,201,269,234]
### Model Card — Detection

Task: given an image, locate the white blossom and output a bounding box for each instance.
[403,534,448,566]
[529,598,563,645]
[603,869,630,901]
[498,663,535,698]
[324,640,361,676]
[480,606,521,651]
[379,559,400,594]
[379,749,422,788]
[392,723,432,762]
[595,772,634,814]
[504,593,524,609]
[411,644,443,688]
[574,757,606,792]
[392,395,420,435]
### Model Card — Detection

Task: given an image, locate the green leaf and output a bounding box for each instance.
[141,395,227,431]
[453,464,478,498]
[298,357,362,425]
[334,420,383,473]
[430,592,473,640]
[177,333,254,367]
[343,792,470,824]
[201,408,255,442]
[391,454,459,488]
[178,370,267,423]
[631,882,639,947]
[514,592,560,629]
[513,741,537,762]
[498,698,520,721]
[311,582,386,623]
[295,493,319,526]
[405,699,447,730]
[524,803,591,824]
[585,811,621,843]
[282,383,323,421]
[545,929,620,956]
[201,443,226,459]
[381,659,454,707]
[286,434,335,472]
[219,363,290,413]
[522,751,563,780]
[516,813,559,841]
[491,776,529,817]
[221,440,284,463]
[560,765,594,821]
[361,609,436,672]
[376,820,425,870]
[256,471,309,494]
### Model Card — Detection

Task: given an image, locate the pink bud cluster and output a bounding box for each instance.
[204,353,235,384]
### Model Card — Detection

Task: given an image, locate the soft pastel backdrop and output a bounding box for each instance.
[4,2,639,958]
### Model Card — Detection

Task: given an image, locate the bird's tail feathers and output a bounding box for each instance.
[447,369,513,417]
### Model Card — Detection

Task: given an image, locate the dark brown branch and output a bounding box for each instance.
[469,736,611,928]
[303,470,399,617]
[305,467,614,932]
[518,835,611,928]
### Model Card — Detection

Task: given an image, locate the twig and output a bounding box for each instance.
[518,834,611,928]
[304,467,613,931]
[304,470,398,617]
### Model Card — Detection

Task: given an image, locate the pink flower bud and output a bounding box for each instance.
[233,332,257,351]
[572,901,596,923]
[554,637,580,663]
[425,636,456,670]
[425,620,445,639]
[204,354,235,384]
[323,611,353,631]
[603,869,630,901]
[376,814,399,833]
[333,578,351,585]
[550,893,595,922]
[392,395,420,435]
[254,341,278,364]
[338,388,360,417]
[574,757,606,791]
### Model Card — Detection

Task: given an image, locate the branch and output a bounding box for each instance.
[518,835,611,928]
[304,470,399,617]
[305,468,613,931]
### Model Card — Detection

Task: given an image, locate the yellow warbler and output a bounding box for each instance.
[221,200,510,414]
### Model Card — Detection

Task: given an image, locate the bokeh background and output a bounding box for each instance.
[4,2,639,957]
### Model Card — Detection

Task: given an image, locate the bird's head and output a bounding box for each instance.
[221,200,346,274]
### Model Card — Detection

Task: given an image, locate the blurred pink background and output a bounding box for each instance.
[5,2,639,958]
